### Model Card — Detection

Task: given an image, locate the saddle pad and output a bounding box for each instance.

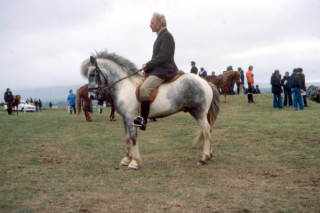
[136,70,185,103]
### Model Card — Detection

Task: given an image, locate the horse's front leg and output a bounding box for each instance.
[119,117,141,169]
[83,98,92,121]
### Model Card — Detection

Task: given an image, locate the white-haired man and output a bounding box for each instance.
[133,12,178,130]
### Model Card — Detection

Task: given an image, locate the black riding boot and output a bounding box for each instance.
[251,94,255,103]
[133,100,150,131]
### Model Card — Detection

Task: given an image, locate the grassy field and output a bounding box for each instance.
[0,94,319,212]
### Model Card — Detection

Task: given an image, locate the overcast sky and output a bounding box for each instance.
[1,0,320,92]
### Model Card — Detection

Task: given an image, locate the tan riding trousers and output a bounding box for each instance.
[140,75,166,101]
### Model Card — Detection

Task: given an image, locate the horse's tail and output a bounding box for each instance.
[207,82,220,126]
[76,89,82,116]
[193,82,220,147]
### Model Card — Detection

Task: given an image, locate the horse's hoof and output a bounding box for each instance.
[197,160,207,166]
[205,155,212,161]
[86,119,92,122]
[119,157,131,166]
[110,118,116,122]
[128,160,139,170]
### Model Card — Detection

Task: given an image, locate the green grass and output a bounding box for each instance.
[0,95,319,212]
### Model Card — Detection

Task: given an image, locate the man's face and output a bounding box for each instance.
[150,16,162,32]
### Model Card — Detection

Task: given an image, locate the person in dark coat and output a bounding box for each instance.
[238,67,245,94]
[270,70,283,108]
[281,71,293,107]
[190,61,198,75]
[310,87,320,103]
[38,99,42,112]
[133,12,178,131]
[4,88,14,115]
[290,68,304,110]
[298,68,308,107]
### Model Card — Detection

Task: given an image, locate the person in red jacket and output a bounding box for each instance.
[246,65,255,103]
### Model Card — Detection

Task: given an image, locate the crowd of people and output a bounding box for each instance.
[26,97,43,112]
[3,88,43,114]
[269,68,319,110]
[189,60,319,109]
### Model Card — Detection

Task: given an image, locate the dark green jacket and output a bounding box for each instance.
[146,28,178,80]
[4,91,13,102]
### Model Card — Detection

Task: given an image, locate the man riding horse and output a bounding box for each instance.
[133,12,178,131]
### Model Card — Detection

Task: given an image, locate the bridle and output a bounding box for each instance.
[88,56,143,94]
[87,56,109,97]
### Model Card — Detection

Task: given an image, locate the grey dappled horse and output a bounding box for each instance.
[81,50,220,169]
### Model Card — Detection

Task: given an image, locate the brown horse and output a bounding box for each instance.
[12,95,21,114]
[205,71,240,103]
[76,84,116,122]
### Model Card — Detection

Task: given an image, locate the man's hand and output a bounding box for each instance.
[142,64,148,71]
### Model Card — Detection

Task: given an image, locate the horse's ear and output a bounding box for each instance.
[90,56,95,65]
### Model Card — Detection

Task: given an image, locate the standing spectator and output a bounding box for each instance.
[38,99,42,112]
[34,98,39,112]
[190,61,198,75]
[270,70,283,108]
[97,100,103,114]
[290,69,304,110]
[281,71,292,107]
[67,89,76,114]
[199,67,207,77]
[4,88,14,115]
[238,67,245,94]
[246,65,255,103]
[211,71,216,76]
[49,101,53,108]
[298,68,308,107]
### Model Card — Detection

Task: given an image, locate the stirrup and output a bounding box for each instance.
[133,116,147,130]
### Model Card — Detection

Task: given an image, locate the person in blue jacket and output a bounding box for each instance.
[67,89,76,114]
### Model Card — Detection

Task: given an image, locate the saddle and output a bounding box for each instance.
[136,70,185,103]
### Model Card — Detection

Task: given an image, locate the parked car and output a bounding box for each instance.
[3,101,36,112]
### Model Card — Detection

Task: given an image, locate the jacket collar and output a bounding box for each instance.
[157,27,167,36]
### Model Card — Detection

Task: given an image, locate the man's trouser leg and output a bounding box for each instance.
[134,76,165,130]
[7,102,13,115]
[247,83,252,103]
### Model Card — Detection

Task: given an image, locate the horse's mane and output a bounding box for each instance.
[81,49,139,78]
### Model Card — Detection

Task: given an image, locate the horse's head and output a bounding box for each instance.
[87,56,108,100]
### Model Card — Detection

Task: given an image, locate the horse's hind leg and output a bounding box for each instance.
[196,118,213,165]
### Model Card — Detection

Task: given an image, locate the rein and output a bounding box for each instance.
[102,68,143,91]
[88,56,143,93]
